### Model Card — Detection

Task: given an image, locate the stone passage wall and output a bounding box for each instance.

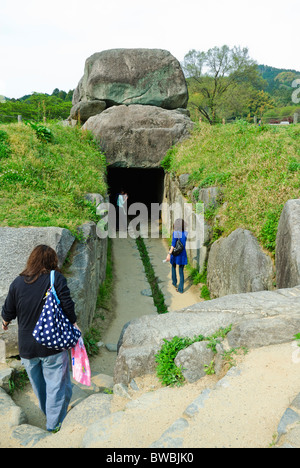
[0,220,107,360]
[72,48,189,121]
[276,199,300,289]
[66,222,107,332]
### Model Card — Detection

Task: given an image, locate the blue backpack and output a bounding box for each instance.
[32,271,81,350]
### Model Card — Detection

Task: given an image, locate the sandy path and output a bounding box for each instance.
[182,342,300,448]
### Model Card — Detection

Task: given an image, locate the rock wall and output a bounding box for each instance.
[207,228,275,298]
[83,105,193,168]
[114,285,300,384]
[67,222,107,332]
[276,199,300,289]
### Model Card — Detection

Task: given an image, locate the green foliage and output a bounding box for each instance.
[204,361,215,375]
[200,284,211,300]
[160,146,177,172]
[83,327,101,357]
[294,333,300,348]
[183,45,259,124]
[259,207,282,252]
[155,336,198,387]
[155,326,232,387]
[288,158,300,172]
[222,347,249,369]
[188,265,207,285]
[192,171,232,189]
[26,121,54,143]
[97,239,114,310]
[187,264,211,301]
[0,122,107,236]
[0,90,73,123]
[8,369,30,396]
[0,130,11,158]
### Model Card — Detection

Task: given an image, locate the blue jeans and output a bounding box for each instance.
[172,264,185,293]
[21,351,72,431]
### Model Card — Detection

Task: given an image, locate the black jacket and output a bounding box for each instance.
[1,271,76,359]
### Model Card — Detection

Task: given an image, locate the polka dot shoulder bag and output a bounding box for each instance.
[32,270,81,350]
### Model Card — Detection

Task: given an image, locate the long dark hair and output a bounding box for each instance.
[20,245,60,284]
[173,218,187,232]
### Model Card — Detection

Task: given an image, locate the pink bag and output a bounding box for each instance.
[71,337,91,387]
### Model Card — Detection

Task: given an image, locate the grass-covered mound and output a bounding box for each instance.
[0,122,107,237]
[162,121,300,253]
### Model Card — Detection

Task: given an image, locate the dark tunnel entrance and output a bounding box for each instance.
[107,167,165,216]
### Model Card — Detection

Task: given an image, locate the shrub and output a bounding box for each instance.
[259,207,282,252]
[26,121,54,143]
[155,325,232,387]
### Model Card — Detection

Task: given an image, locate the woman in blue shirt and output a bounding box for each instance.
[165,218,188,294]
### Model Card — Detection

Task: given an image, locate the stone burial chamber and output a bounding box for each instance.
[71,48,194,169]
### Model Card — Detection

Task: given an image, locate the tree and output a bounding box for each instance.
[248,90,275,118]
[183,45,259,124]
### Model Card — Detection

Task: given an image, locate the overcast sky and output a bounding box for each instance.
[1,0,299,98]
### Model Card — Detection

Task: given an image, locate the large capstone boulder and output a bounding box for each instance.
[207,228,274,298]
[276,199,300,289]
[73,48,188,111]
[83,105,193,168]
[114,286,300,384]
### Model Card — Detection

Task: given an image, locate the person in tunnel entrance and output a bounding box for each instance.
[165,218,188,294]
[116,189,128,232]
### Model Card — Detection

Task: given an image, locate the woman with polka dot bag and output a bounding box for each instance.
[1,245,80,432]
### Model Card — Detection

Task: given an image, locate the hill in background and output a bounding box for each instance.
[0,89,73,123]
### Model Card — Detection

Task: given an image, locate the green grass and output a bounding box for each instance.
[97,238,114,310]
[0,122,107,237]
[162,121,300,253]
[135,236,168,314]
